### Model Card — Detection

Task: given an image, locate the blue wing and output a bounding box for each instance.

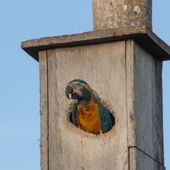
[98,104,115,133]
[69,103,78,126]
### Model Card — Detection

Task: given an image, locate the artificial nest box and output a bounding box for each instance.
[22,0,170,170]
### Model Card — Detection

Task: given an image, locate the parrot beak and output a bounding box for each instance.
[65,84,73,99]
[65,84,82,100]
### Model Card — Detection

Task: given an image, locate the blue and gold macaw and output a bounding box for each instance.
[65,79,115,134]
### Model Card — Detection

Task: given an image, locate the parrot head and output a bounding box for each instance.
[65,79,93,102]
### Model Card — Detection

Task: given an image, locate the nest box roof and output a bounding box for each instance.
[21,28,170,61]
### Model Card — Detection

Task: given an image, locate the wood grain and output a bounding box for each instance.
[39,51,49,170]
[134,42,164,169]
[47,42,128,170]
[39,40,165,170]
[21,29,170,61]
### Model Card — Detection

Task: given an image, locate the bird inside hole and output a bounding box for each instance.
[65,79,115,135]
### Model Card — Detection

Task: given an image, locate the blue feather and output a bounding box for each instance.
[98,104,115,133]
[70,103,78,126]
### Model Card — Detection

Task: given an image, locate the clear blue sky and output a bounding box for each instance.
[0,0,169,170]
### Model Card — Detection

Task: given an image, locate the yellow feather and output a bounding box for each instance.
[76,98,102,134]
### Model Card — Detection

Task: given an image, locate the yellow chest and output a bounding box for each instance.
[76,102,102,134]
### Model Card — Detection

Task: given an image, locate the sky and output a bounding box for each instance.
[0,0,169,170]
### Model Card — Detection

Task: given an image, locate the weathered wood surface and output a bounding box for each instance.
[93,0,152,31]
[46,42,128,170]
[21,29,170,61]
[39,40,165,170]
[124,41,164,170]
[134,43,164,169]
[39,51,49,170]
[125,40,136,148]
[136,148,165,170]
[128,147,136,170]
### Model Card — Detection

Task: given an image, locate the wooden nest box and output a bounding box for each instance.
[22,0,170,170]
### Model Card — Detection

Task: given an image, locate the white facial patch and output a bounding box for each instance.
[68,93,72,99]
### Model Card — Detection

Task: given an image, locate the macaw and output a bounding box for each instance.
[65,79,115,134]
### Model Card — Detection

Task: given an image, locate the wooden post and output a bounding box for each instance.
[21,1,170,170]
[93,0,152,32]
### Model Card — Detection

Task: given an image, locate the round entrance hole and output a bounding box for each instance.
[65,79,116,135]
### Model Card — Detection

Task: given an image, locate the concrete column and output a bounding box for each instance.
[93,0,152,32]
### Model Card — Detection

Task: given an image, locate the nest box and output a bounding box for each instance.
[22,0,170,170]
